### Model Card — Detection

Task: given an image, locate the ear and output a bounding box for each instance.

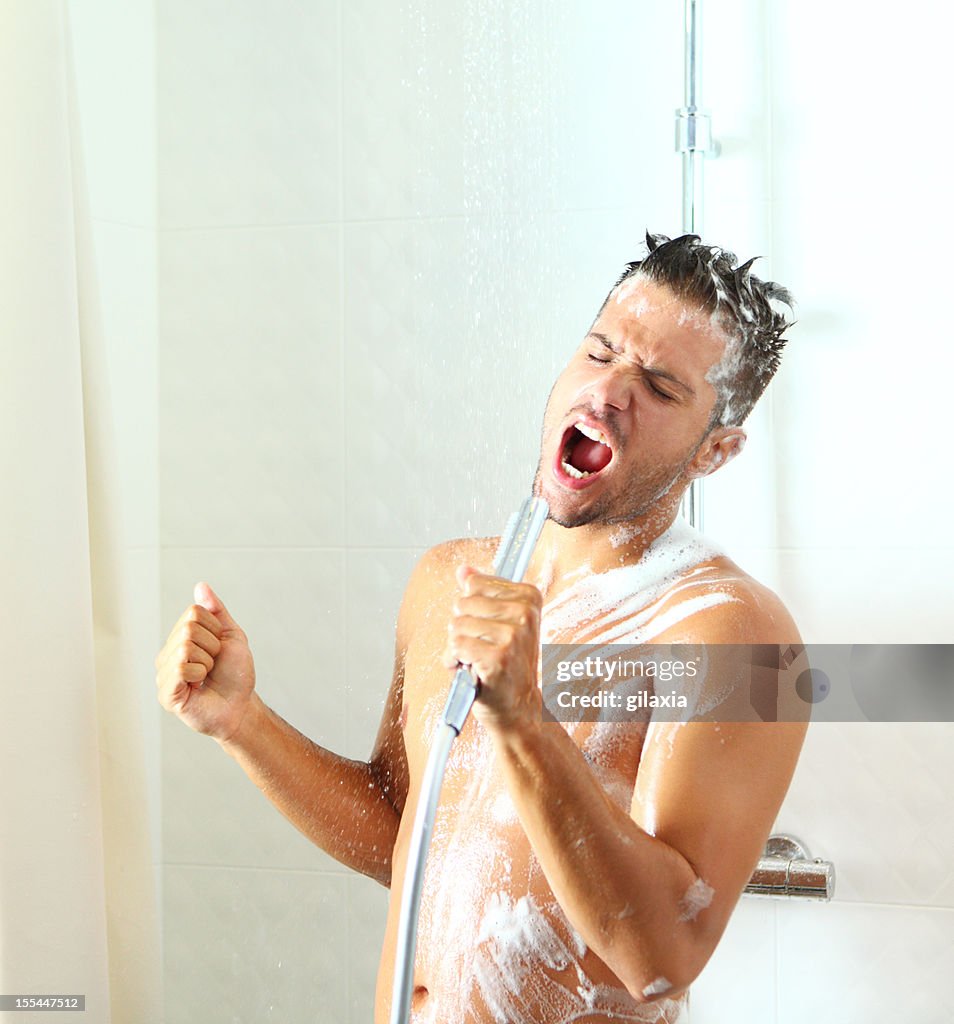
[687,427,747,479]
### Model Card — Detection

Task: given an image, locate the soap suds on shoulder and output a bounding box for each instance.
[541,517,729,644]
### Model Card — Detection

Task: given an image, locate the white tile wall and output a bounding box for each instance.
[342,214,550,547]
[163,864,349,1023]
[160,547,350,874]
[150,1,954,1022]
[780,548,954,645]
[67,0,156,226]
[161,549,345,730]
[157,0,339,228]
[687,1,954,1022]
[343,547,425,761]
[159,225,343,548]
[348,873,390,1024]
[777,902,954,1024]
[688,896,777,1023]
[703,0,772,207]
[779,724,954,909]
[342,0,465,221]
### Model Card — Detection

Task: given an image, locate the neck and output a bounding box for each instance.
[525,495,688,598]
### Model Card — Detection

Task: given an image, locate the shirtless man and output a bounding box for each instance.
[156,232,808,1023]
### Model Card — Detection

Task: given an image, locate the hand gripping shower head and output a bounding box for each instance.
[441,495,549,734]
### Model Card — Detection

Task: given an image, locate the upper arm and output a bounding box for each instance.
[629,580,809,980]
[366,542,457,818]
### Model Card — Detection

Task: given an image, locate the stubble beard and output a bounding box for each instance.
[531,425,709,530]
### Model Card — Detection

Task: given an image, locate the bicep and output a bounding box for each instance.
[631,718,807,945]
[629,585,808,952]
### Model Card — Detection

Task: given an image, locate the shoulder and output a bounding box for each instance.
[655,554,802,646]
[650,555,808,724]
[395,536,500,644]
[408,536,500,588]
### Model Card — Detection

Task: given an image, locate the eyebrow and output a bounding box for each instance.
[586,332,696,398]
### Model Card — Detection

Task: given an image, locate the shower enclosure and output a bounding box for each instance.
[8,0,949,1021]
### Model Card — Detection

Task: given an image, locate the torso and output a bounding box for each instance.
[376,519,746,1024]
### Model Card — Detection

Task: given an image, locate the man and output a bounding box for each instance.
[156,232,807,1023]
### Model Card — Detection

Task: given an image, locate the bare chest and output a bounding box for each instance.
[388,620,662,1023]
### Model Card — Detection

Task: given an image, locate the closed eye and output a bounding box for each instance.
[586,348,677,402]
[647,379,676,402]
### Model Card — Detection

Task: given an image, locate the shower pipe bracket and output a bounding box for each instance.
[675,106,720,158]
[744,833,836,901]
[765,834,811,862]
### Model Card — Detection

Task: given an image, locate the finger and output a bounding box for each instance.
[176,603,224,638]
[157,662,206,711]
[456,565,498,595]
[179,661,208,685]
[179,620,222,658]
[455,564,478,589]
[454,594,539,626]
[449,615,515,647]
[445,635,500,683]
[194,581,239,630]
[182,639,214,672]
[156,605,223,670]
[459,571,541,604]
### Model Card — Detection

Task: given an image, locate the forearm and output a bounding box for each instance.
[486,717,702,999]
[218,692,400,886]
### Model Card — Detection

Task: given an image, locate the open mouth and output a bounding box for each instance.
[557,420,614,483]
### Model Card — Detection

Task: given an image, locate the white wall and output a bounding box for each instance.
[689,1,954,1021]
[147,1,954,1023]
[155,3,684,1020]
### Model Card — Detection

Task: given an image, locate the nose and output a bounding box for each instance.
[580,362,634,412]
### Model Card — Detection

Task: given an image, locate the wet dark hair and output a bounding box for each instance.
[598,231,796,427]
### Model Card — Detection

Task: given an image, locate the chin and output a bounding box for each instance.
[547,508,596,529]
[542,488,607,529]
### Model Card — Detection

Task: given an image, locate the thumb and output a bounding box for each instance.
[455,564,479,590]
[194,581,239,629]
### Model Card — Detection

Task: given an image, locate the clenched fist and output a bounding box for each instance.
[441,564,544,732]
[155,582,255,743]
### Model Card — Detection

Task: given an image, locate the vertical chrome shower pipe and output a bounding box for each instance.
[676,0,717,530]
[680,0,710,236]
